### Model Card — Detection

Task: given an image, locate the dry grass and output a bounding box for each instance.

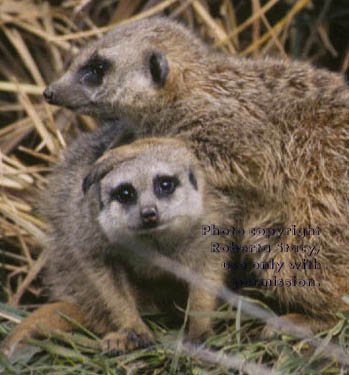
[0,1,349,374]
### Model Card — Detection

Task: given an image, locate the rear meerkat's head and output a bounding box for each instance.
[83,138,205,255]
[43,18,210,121]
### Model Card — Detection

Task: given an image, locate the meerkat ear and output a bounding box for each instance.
[148,51,169,87]
[82,162,113,195]
[83,170,103,195]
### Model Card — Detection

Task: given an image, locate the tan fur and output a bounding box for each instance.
[1,302,86,355]
[1,131,235,355]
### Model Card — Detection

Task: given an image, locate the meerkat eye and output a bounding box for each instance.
[110,183,137,205]
[154,175,179,197]
[78,57,111,86]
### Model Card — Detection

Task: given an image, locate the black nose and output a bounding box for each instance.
[43,87,54,103]
[141,206,159,228]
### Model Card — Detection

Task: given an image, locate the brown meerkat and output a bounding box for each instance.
[42,17,349,332]
[0,121,132,355]
[1,135,235,355]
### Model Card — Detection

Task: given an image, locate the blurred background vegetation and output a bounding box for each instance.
[0,1,348,374]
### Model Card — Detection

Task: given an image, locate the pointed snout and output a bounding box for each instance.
[42,76,71,107]
[42,82,75,108]
[43,87,56,104]
[140,205,159,228]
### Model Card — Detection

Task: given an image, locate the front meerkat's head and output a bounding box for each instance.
[43,17,210,122]
[83,138,205,254]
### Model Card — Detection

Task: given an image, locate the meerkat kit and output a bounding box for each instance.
[42,17,349,331]
[1,133,236,355]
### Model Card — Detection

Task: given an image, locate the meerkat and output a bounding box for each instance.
[0,121,132,355]
[44,18,349,331]
[42,16,346,127]
[42,17,349,332]
[1,136,235,355]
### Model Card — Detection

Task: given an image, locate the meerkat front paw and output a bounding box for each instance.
[102,328,154,355]
[187,321,213,343]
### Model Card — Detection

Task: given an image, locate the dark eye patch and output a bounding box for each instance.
[78,55,111,86]
[188,169,198,190]
[154,175,179,198]
[149,51,169,87]
[110,183,137,205]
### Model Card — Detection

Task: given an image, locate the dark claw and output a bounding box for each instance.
[107,348,123,357]
[127,330,140,344]
[126,330,153,350]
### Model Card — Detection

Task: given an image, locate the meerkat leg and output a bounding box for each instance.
[187,264,225,340]
[187,289,216,340]
[93,269,154,354]
[1,302,86,356]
